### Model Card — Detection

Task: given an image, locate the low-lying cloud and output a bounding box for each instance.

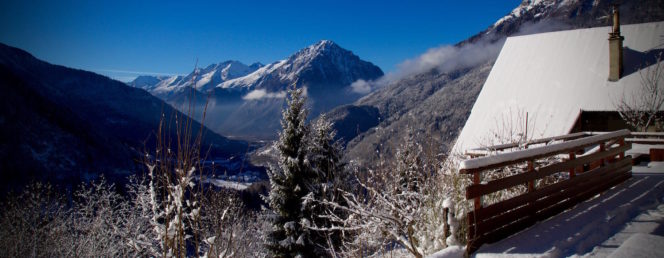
[348,20,571,94]
[350,79,372,94]
[348,40,503,94]
[242,89,286,100]
[395,40,503,79]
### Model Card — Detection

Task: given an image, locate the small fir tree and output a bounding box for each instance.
[265,85,318,257]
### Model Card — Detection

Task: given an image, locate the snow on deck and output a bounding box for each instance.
[453,22,664,153]
[473,166,664,258]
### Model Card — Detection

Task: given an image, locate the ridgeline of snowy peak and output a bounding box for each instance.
[131,60,264,98]
[331,0,664,165]
[132,40,383,140]
[221,40,383,92]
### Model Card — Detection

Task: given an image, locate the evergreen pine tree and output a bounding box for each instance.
[265,85,317,257]
[305,114,349,255]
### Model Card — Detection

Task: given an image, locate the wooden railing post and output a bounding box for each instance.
[473,172,482,209]
[468,171,481,254]
[527,160,535,192]
[569,152,576,178]
[619,138,625,159]
[599,142,606,167]
[443,207,450,243]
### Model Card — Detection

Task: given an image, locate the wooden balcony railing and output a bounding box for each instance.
[460,129,632,253]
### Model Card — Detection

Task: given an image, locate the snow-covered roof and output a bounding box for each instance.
[453,21,664,153]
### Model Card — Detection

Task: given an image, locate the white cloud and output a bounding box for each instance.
[242,89,286,100]
[367,20,568,90]
[350,79,372,94]
[394,40,503,81]
[356,39,503,93]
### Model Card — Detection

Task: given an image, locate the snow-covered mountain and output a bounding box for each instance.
[221,40,383,92]
[132,40,383,140]
[131,60,263,99]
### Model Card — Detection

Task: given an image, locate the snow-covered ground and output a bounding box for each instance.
[199,170,262,191]
[203,178,251,191]
[428,246,466,258]
[473,163,664,257]
[583,205,664,257]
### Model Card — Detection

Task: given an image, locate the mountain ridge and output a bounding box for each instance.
[0,42,251,192]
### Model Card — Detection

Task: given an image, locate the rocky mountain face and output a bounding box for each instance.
[132,40,383,140]
[330,0,664,166]
[0,43,250,192]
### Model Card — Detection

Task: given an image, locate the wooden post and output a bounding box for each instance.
[601,142,606,165]
[527,160,535,192]
[569,152,576,178]
[469,171,482,254]
[619,138,625,159]
[443,207,450,243]
[525,112,529,146]
[473,172,482,209]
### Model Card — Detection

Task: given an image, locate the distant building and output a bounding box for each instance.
[452,14,664,153]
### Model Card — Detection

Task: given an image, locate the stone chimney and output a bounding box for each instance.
[608,4,624,81]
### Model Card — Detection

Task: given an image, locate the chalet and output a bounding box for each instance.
[453,11,664,154]
[452,8,664,255]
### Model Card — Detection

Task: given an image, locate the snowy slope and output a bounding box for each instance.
[220,60,288,89]
[453,21,664,153]
[492,0,570,29]
[139,75,185,96]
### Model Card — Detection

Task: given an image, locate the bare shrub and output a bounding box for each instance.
[616,53,664,131]
[0,183,71,257]
[69,177,131,256]
[199,189,267,257]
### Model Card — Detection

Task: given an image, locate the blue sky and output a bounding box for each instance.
[0,0,520,82]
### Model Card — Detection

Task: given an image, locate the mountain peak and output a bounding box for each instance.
[288,39,348,64]
[310,39,340,53]
[316,39,336,47]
